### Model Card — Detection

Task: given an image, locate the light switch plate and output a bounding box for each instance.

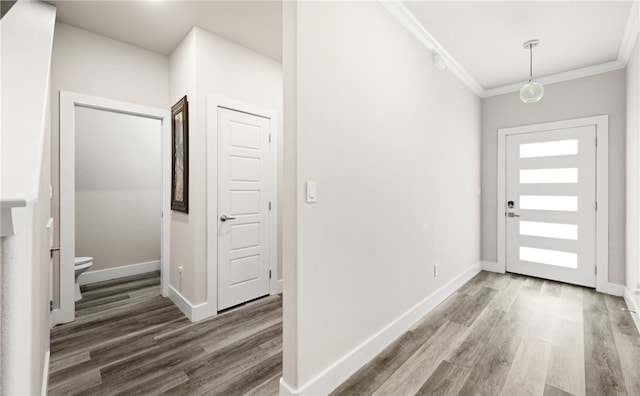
[306,181,317,203]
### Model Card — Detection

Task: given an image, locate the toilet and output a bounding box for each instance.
[74,257,93,301]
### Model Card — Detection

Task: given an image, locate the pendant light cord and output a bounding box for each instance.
[529,45,533,79]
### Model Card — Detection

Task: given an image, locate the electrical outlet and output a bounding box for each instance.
[434,263,439,277]
[178,266,183,280]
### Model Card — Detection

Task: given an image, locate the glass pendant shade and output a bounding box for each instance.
[520,79,545,103]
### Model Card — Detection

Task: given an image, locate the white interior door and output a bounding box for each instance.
[218,107,271,310]
[505,125,596,287]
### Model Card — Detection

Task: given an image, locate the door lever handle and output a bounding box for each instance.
[507,212,520,218]
[220,215,236,222]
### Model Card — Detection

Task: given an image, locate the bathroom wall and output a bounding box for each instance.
[75,107,162,272]
[481,70,627,285]
[50,22,169,306]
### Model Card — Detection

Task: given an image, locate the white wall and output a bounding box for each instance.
[168,29,198,303]
[75,107,161,271]
[282,1,481,391]
[50,22,169,306]
[626,35,640,317]
[0,1,56,393]
[168,27,283,306]
[481,70,627,285]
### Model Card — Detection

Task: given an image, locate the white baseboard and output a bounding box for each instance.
[481,260,504,273]
[623,287,640,334]
[279,261,482,395]
[168,285,214,323]
[272,279,283,295]
[41,349,50,396]
[598,282,625,297]
[79,260,160,285]
[279,378,297,396]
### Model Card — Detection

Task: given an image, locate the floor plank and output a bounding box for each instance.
[583,291,628,395]
[613,330,640,395]
[415,360,469,396]
[446,307,505,369]
[604,294,640,337]
[330,331,425,396]
[457,306,527,395]
[371,320,468,396]
[545,317,586,396]
[543,383,575,396]
[244,372,281,396]
[499,335,550,396]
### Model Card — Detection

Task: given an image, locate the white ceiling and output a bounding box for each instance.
[46,0,637,93]
[405,1,635,90]
[46,0,282,61]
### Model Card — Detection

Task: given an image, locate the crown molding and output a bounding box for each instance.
[481,60,626,98]
[484,0,637,98]
[380,0,484,96]
[619,0,639,65]
[382,0,638,99]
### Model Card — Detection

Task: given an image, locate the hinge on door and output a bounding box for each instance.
[269,201,272,211]
[269,133,271,143]
[269,270,272,279]
[595,202,598,211]
[595,266,597,275]
[49,300,53,312]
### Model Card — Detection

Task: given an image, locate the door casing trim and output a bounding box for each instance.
[497,115,609,292]
[57,91,170,325]
[206,94,280,319]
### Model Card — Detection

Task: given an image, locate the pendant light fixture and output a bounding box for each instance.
[519,39,544,103]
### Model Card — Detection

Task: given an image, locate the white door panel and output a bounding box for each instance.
[506,125,596,287]
[218,108,270,310]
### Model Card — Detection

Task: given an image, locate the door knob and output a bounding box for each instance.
[220,215,236,222]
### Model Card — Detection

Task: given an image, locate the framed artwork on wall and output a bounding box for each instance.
[171,95,189,213]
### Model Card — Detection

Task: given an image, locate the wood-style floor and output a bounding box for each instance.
[49,271,640,396]
[333,271,640,396]
[48,272,282,395]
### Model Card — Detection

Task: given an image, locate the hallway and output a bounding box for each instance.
[48,271,640,395]
[333,271,640,396]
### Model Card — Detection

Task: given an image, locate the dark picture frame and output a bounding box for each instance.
[171,95,189,213]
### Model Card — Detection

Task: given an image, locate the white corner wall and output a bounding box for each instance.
[481,70,627,286]
[50,22,170,307]
[282,2,481,393]
[625,33,640,327]
[168,27,283,312]
[168,28,198,305]
[0,1,56,394]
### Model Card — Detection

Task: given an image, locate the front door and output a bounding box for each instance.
[217,107,271,310]
[505,125,596,287]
